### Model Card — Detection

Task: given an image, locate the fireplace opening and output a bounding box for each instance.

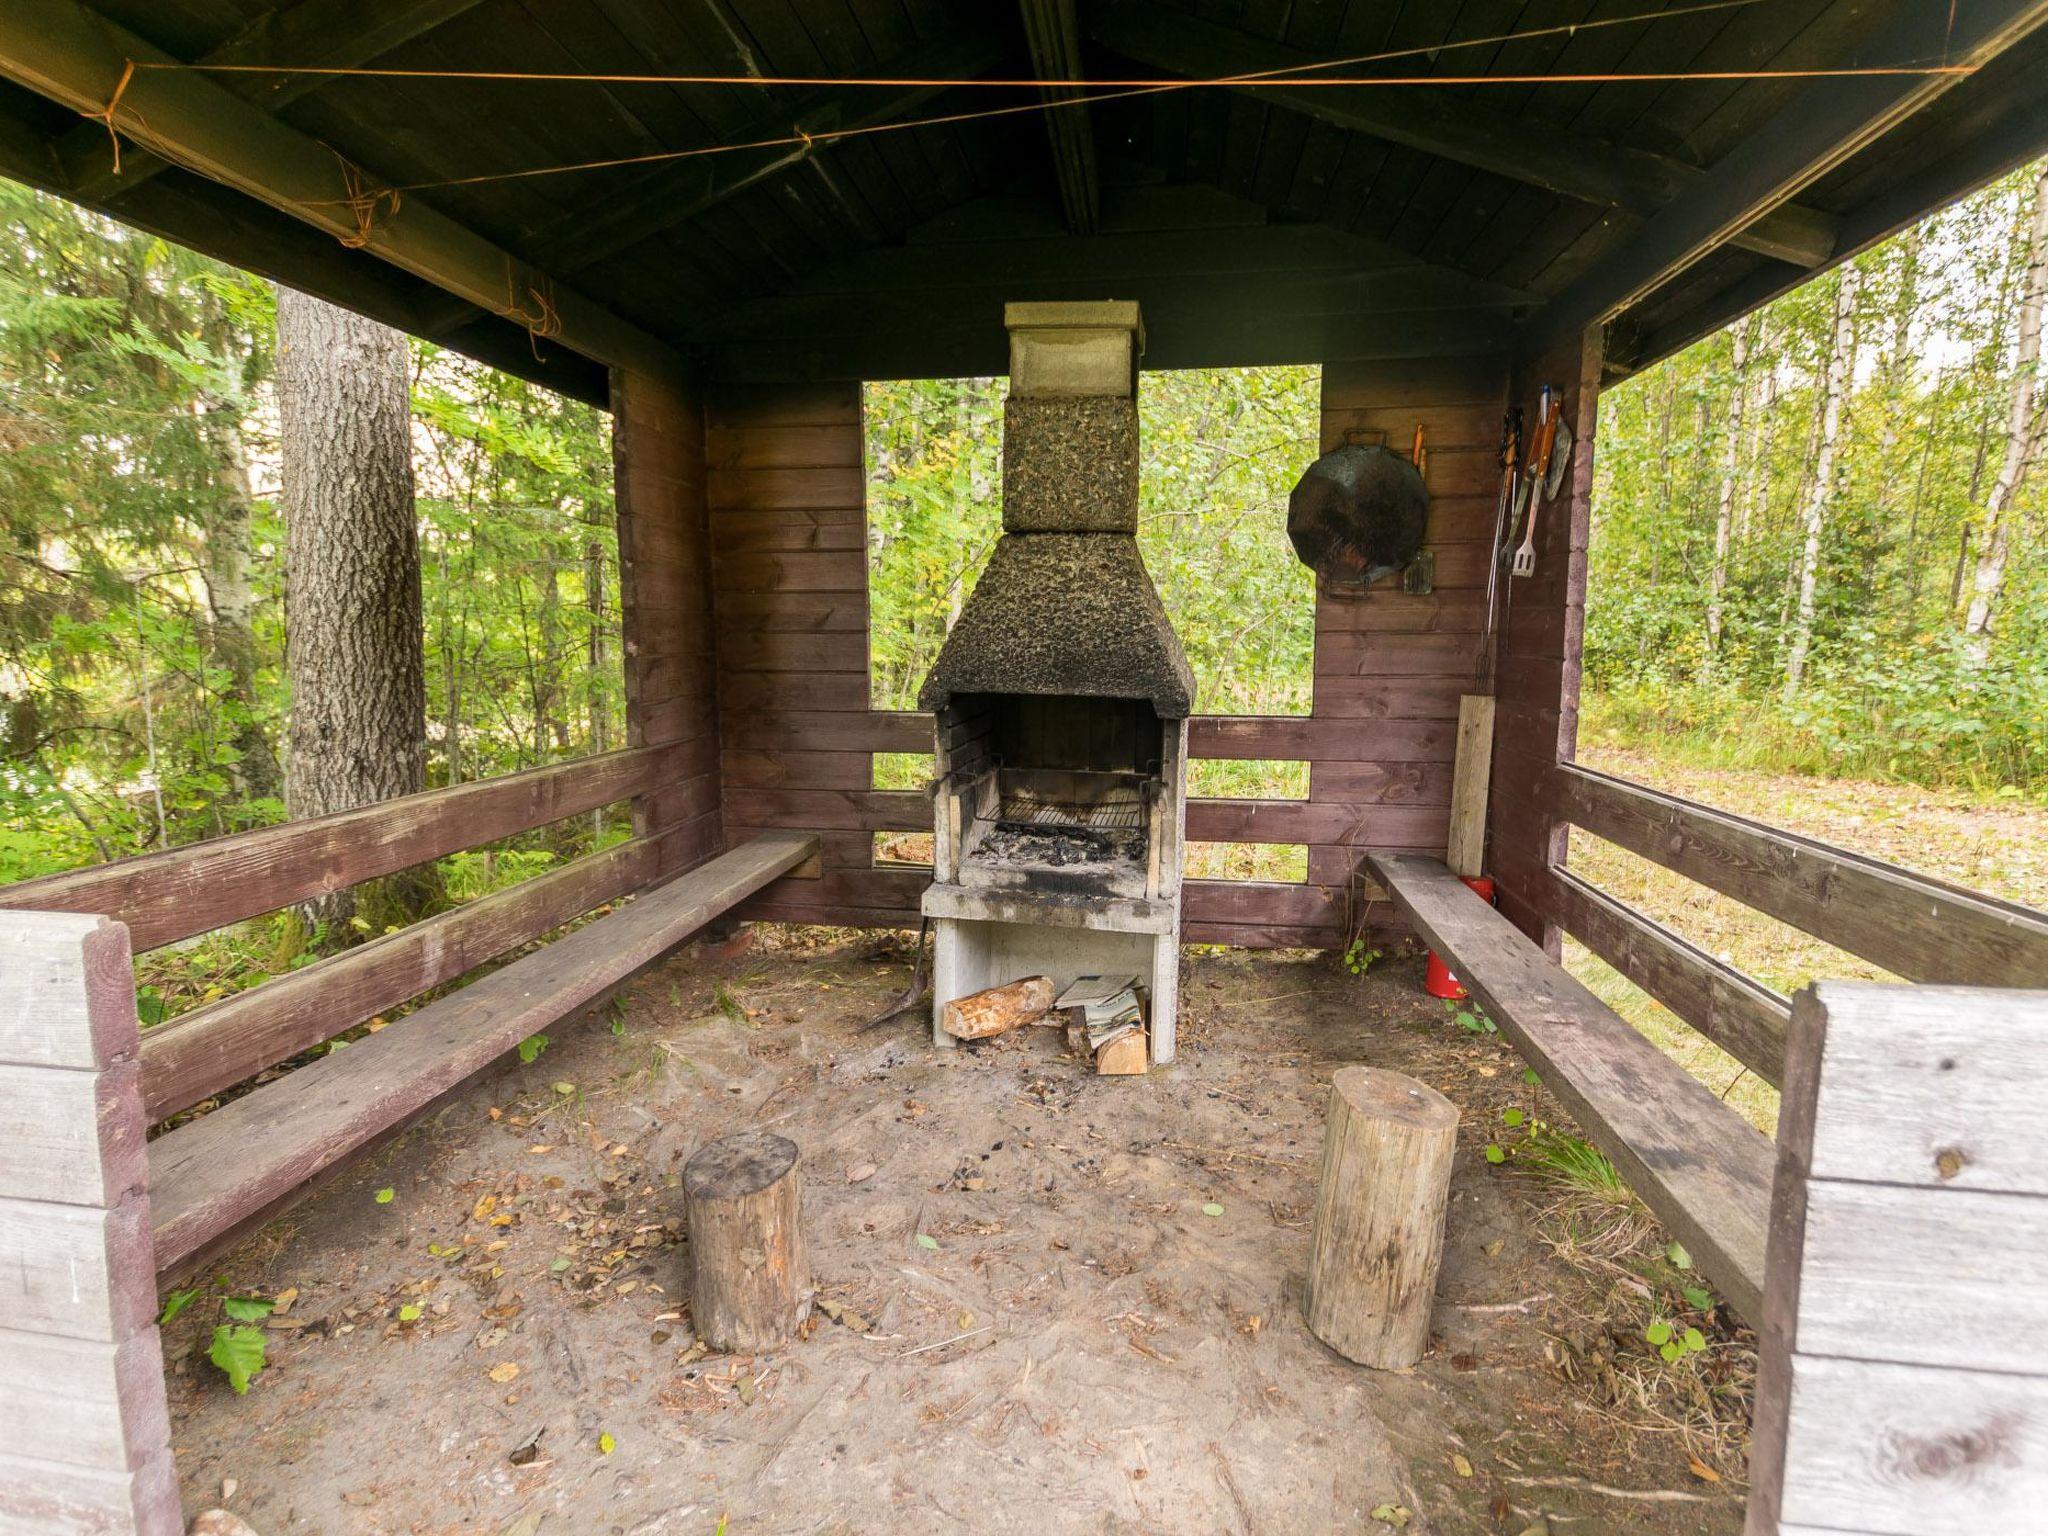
[933,691,1176,899]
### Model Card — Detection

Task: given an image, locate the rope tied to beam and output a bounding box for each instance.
[330,153,400,249]
[502,261,562,357]
[90,58,135,176]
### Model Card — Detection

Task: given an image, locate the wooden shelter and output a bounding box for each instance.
[4,2,2048,1531]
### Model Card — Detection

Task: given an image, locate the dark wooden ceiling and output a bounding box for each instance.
[3,0,2045,401]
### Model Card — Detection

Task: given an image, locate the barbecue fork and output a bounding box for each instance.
[1512,387,1559,579]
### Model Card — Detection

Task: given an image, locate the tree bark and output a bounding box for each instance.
[276,288,437,938]
[1783,263,1862,701]
[1705,314,1757,670]
[1962,162,2048,660]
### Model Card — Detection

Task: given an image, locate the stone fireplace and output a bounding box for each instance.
[916,302,1194,1063]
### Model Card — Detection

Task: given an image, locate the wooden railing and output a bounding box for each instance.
[1549,763,2048,1089]
[0,743,709,1122]
[0,745,678,951]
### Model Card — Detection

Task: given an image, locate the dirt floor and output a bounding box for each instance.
[161,930,1752,1535]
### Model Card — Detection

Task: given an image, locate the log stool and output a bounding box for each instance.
[682,1130,810,1352]
[1304,1066,1458,1368]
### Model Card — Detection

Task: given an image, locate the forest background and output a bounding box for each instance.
[2,160,2043,1040]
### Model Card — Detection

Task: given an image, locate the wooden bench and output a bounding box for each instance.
[1368,852,1777,1320]
[1747,982,2048,1535]
[0,831,812,1533]
[149,831,816,1277]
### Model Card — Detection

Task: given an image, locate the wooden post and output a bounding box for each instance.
[683,1130,810,1352]
[1446,694,1495,879]
[1304,1066,1458,1368]
[0,912,181,1533]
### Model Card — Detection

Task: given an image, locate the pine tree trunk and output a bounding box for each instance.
[1705,314,1756,669]
[1962,162,2048,660]
[196,292,281,807]
[277,288,438,939]
[1783,263,1862,701]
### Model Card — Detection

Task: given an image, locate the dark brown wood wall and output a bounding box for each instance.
[612,368,724,879]
[703,355,1517,948]
[1486,329,1604,954]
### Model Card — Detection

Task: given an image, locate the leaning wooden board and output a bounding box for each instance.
[148,833,817,1276]
[1747,982,2048,1536]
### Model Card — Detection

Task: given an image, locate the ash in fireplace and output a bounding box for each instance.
[981,822,1146,867]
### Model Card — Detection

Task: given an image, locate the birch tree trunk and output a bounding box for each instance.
[1705,314,1756,670]
[277,288,437,938]
[195,297,280,806]
[1962,162,2048,661]
[1783,263,1862,701]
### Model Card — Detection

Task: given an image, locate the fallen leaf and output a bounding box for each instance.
[1688,1455,1721,1484]
[598,1430,616,1455]
[271,1288,298,1316]
[1202,1203,1224,1217]
[846,1163,877,1183]
[488,1362,520,1384]
[473,1194,498,1222]
[374,1188,395,1205]
[916,1233,939,1251]
[1370,1505,1411,1528]
[1452,1453,1473,1478]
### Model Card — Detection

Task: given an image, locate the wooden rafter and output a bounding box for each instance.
[55,0,489,203]
[1085,0,1840,271]
[0,0,686,383]
[1020,0,1099,235]
[1521,0,2048,354]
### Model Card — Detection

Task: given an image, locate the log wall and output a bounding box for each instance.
[704,356,1520,948]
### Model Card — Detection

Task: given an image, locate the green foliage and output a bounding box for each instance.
[861,366,1318,719]
[517,1033,550,1064]
[1,180,626,893]
[1443,999,1497,1035]
[1588,162,2047,794]
[208,1323,268,1394]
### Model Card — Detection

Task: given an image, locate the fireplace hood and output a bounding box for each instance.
[916,302,1194,720]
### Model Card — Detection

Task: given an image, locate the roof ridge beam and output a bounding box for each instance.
[1020,0,1099,235]
[1520,0,2048,356]
[1084,0,1839,270]
[0,0,687,384]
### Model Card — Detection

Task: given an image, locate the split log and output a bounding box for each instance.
[1095,1031,1148,1075]
[683,1131,809,1352]
[941,975,1055,1040]
[1304,1066,1458,1368]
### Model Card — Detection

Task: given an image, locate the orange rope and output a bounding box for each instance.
[91,58,135,175]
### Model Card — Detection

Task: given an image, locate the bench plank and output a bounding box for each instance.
[148,833,815,1276]
[140,829,680,1121]
[1368,852,1776,1320]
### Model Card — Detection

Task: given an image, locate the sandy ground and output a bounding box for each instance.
[161,932,1748,1536]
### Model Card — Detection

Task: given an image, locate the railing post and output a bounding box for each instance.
[0,912,179,1533]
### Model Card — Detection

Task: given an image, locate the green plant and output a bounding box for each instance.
[1644,1317,1709,1365]
[1443,999,1497,1036]
[1514,1121,1632,1202]
[517,1032,549,1064]
[1342,939,1382,976]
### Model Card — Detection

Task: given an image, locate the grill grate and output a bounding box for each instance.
[996,787,1144,833]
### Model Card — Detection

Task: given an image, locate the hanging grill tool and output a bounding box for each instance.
[1510,387,1564,578]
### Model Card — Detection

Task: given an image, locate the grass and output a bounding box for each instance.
[1564,736,2048,1134]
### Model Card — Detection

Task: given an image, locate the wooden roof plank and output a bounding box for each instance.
[1085,1,1837,268]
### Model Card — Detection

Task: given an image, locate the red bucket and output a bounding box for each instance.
[1423,876,1495,1000]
